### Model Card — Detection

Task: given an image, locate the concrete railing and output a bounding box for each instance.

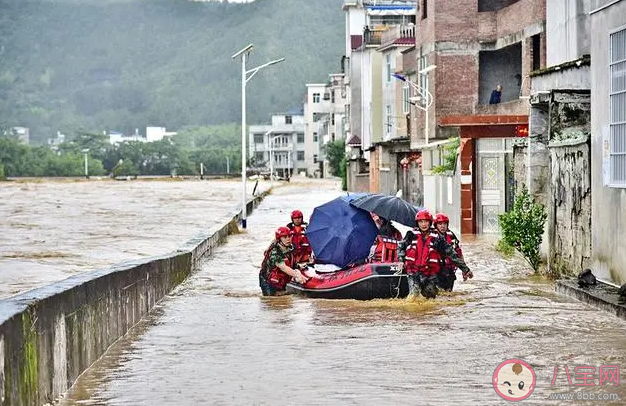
[0,190,270,406]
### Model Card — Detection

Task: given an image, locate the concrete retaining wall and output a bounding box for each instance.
[0,191,270,406]
[556,279,626,321]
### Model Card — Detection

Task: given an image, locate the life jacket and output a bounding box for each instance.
[287,222,312,263]
[369,235,399,263]
[440,230,463,271]
[404,229,442,276]
[260,241,294,290]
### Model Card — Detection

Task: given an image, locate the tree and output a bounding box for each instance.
[0,0,345,144]
[324,139,346,177]
[0,161,5,180]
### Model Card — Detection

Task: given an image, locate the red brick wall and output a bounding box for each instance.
[416,0,436,47]
[434,0,479,42]
[496,0,545,39]
[418,0,545,49]
[435,54,479,117]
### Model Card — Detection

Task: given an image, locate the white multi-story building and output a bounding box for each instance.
[304,84,330,177]
[304,79,348,178]
[248,109,306,178]
[107,127,176,145]
[146,127,177,142]
[316,73,349,178]
[343,0,417,191]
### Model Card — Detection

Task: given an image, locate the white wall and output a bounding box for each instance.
[381,49,396,141]
[346,5,366,56]
[589,0,626,283]
[546,0,590,66]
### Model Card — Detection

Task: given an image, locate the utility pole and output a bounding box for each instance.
[82,148,90,179]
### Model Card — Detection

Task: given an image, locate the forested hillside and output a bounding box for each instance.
[0,0,344,143]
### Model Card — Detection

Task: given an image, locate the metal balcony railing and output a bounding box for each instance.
[380,24,415,47]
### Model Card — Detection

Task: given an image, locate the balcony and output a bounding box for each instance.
[268,142,294,152]
[380,24,415,48]
[475,99,529,116]
[364,27,386,46]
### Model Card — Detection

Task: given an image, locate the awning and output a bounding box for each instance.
[367,7,415,16]
[366,6,416,16]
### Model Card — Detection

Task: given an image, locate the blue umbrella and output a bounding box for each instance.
[306,197,378,268]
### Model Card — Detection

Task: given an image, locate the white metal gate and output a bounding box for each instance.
[476,138,513,233]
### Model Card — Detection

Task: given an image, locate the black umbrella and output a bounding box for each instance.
[349,193,423,227]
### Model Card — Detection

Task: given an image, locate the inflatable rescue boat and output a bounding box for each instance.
[286,262,408,300]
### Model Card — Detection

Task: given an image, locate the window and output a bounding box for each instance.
[313,154,318,163]
[297,151,305,161]
[532,34,541,71]
[313,93,321,103]
[331,90,335,103]
[419,53,428,106]
[386,105,392,133]
[610,27,626,186]
[331,114,335,126]
[386,54,392,83]
[285,115,292,124]
[313,132,318,142]
[254,133,264,144]
[297,133,304,143]
[403,83,411,114]
[254,152,264,163]
[332,133,336,142]
[422,0,428,19]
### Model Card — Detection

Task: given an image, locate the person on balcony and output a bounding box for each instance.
[489,85,503,104]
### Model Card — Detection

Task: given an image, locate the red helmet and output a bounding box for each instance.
[275,226,292,239]
[415,209,433,223]
[291,210,303,219]
[434,213,450,224]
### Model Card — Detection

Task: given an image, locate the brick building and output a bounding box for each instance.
[414,0,546,234]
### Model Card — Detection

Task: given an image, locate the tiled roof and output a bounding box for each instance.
[394,37,415,45]
[347,135,362,145]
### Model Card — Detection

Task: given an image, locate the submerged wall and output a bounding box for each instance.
[0,192,269,406]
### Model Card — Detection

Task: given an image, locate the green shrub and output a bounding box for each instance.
[495,239,514,258]
[431,137,460,174]
[0,162,5,180]
[498,187,547,271]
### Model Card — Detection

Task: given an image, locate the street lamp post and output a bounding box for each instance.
[266,130,277,187]
[232,44,284,229]
[392,64,436,145]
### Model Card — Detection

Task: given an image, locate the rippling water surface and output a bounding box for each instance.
[48,181,626,405]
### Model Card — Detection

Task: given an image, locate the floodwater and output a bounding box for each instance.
[59,182,626,406]
[0,178,270,298]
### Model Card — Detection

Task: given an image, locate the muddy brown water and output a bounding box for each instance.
[0,178,270,298]
[56,182,626,406]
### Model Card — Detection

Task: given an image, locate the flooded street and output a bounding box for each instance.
[0,178,269,298]
[59,181,626,405]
